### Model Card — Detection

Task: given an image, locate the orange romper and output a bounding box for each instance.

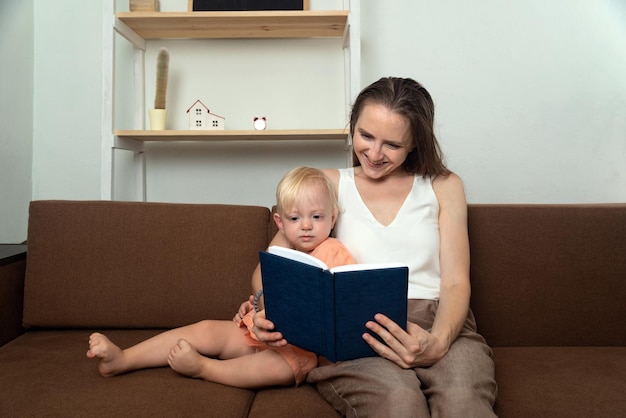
[241,237,355,385]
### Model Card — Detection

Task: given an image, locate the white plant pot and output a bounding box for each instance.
[149,109,167,130]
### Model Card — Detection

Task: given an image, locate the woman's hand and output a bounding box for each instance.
[233,295,254,324]
[363,314,448,368]
[252,309,288,347]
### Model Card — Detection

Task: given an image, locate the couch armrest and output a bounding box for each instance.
[0,245,27,346]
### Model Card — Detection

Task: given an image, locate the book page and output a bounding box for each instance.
[330,262,406,274]
[268,246,329,270]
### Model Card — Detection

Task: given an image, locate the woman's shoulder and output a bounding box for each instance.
[321,168,342,187]
[431,172,467,209]
[432,172,463,189]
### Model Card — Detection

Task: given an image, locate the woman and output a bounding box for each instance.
[245,77,497,417]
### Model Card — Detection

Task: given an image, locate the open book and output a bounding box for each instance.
[260,246,408,362]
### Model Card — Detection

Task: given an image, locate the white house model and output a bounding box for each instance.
[186,99,225,130]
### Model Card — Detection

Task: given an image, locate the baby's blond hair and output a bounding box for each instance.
[275,167,338,215]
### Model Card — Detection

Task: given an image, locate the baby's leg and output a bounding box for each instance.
[168,340,295,388]
[86,320,252,377]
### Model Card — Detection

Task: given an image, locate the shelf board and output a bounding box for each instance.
[115,129,349,142]
[116,11,349,39]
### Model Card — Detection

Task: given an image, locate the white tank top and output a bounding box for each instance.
[334,168,441,300]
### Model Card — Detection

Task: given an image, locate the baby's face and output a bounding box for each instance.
[279,184,336,253]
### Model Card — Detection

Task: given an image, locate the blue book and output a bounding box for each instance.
[260,246,408,362]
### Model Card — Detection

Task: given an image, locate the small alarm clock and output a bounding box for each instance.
[253,117,267,130]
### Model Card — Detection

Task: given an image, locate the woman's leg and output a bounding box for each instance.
[306,300,437,417]
[415,309,498,418]
[307,300,497,418]
[87,319,253,377]
[308,356,429,418]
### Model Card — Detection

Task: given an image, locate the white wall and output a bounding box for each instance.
[361,0,626,203]
[1,0,625,242]
[31,1,103,202]
[0,0,34,243]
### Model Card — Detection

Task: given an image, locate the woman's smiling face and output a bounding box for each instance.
[352,103,412,180]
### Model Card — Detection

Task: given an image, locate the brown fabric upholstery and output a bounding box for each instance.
[1,201,624,417]
[492,346,626,418]
[24,201,269,328]
[249,386,341,417]
[468,204,626,347]
[0,330,256,417]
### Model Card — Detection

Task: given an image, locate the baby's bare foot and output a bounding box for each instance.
[86,332,127,377]
[168,339,208,378]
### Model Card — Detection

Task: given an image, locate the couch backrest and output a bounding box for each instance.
[22,201,626,348]
[23,201,271,329]
[468,204,626,347]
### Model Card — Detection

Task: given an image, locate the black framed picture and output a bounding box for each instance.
[191,0,308,11]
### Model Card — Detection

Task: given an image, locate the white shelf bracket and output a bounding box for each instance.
[113,136,145,152]
[112,137,146,202]
[343,0,360,167]
[133,150,147,202]
[346,0,361,105]
[114,18,147,51]
[133,48,146,129]
[100,1,115,200]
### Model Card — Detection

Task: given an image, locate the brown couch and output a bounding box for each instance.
[1,200,625,417]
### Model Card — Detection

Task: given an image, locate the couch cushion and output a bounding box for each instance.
[0,330,256,417]
[24,201,271,329]
[249,386,340,417]
[492,346,626,418]
[468,204,626,347]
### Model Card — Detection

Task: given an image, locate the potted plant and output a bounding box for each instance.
[149,47,169,130]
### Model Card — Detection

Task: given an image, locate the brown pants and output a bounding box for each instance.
[307,300,498,418]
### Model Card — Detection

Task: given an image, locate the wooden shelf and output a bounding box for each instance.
[103,4,359,200]
[115,129,349,142]
[116,11,349,39]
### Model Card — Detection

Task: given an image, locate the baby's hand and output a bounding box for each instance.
[233,295,254,324]
[252,309,288,347]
